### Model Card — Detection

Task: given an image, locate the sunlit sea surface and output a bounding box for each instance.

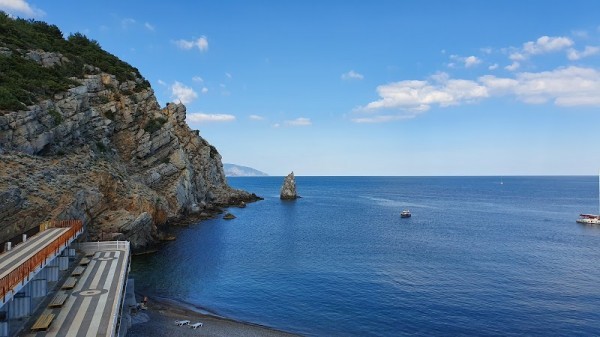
[131,176,600,336]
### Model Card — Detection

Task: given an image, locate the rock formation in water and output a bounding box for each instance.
[0,14,260,251]
[280,172,298,200]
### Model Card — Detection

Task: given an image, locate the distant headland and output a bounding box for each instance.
[224,163,268,177]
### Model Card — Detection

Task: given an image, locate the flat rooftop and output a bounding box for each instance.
[27,242,130,337]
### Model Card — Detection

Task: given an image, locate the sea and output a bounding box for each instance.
[130,176,600,336]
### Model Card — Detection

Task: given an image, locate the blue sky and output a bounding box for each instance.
[4,0,600,176]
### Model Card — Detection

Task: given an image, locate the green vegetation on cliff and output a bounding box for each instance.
[0,11,150,111]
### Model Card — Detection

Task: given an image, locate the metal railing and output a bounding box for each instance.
[0,220,83,303]
[77,241,130,253]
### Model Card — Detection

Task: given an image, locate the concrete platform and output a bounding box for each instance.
[27,242,130,337]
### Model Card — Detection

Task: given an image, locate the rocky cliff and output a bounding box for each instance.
[0,14,259,250]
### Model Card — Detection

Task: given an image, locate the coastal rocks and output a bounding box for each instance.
[0,53,261,251]
[280,172,298,200]
[223,213,236,220]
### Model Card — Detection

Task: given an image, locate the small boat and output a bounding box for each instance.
[577,170,600,225]
[400,210,411,218]
[576,214,600,225]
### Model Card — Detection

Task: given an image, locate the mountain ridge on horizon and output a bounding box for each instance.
[224,163,268,177]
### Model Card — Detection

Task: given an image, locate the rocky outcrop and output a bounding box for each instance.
[280,172,298,200]
[0,53,260,251]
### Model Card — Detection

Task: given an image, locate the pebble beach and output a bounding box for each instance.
[126,295,300,337]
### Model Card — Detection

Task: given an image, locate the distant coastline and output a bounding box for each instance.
[224,163,269,177]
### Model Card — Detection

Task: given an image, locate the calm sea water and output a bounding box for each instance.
[130,176,600,336]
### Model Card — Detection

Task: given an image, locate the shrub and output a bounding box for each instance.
[48,108,62,124]
[144,117,167,134]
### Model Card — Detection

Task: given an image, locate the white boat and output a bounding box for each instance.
[401,210,411,218]
[577,171,600,225]
[576,214,600,224]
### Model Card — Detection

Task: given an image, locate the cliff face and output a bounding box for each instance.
[0,17,258,250]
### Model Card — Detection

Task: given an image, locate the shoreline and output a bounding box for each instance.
[126,293,302,337]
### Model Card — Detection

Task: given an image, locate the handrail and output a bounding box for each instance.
[0,220,83,302]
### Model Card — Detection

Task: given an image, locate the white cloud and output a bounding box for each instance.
[508,35,574,63]
[187,113,235,123]
[171,81,198,104]
[157,79,166,86]
[249,115,264,121]
[509,52,526,61]
[567,46,600,60]
[175,36,209,52]
[284,117,312,126]
[359,73,488,114]
[494,66,600,106]
[144,22,155,31]
[449,55,481,68]
[201,87,208,94]
[357,66,600,123]
[341,70,364,80]
[464,56,482,68]
[192,76,204,83]
[505,62,520,71]
[523,36,574,55]
[489,63,499,70]
[0,0,44,17]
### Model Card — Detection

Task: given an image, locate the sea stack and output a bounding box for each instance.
[280,172,298,200]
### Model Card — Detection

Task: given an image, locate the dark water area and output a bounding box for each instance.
[131,176,600,336]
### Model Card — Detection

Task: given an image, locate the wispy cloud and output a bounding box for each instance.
[121,18,136,29]
[341,70,364,80]
[144,22,155,31]
[171,81,198,104]
[508,35,574,64]
[187,113,235,123]
[201,87,208,94]
[157,79,166,86]
[0,0,44,17]
[284,117,312,126]
[192,76,203,83]
[249,115,265,121]
[567,46,600,61]
[175,36,209,52]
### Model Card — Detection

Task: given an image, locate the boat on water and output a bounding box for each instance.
[401,210,411,218]
[577,171,600,225]
[576,214,600,225]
